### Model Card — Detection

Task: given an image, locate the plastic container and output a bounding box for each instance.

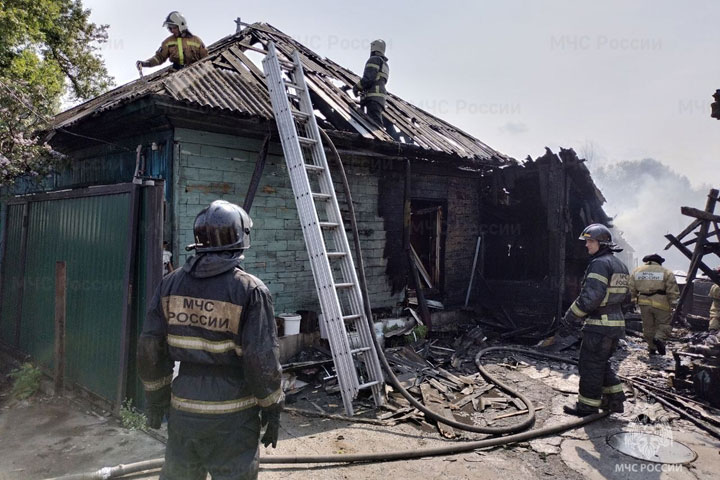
[279,313,301,336]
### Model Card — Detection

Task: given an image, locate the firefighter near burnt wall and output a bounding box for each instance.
[559,223,630,417]
[353,39,389,127]
[628,253,680,356]
[137,200,283,480]
[136,11,208,72]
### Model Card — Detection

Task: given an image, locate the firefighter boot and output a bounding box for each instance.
[600,394,625,414]
[655,339,666,356]
[563,402,599,417]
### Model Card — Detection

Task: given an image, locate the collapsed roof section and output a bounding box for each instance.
[53,23,512,168]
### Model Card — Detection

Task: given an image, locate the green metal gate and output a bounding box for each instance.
[0,183,162,407]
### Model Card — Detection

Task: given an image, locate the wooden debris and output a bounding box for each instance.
[450,385,495,410]
[490,406,544,422]
[420,383,456,438]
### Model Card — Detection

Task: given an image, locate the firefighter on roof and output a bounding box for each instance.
[136,11,208,72]
[353,39,390,127]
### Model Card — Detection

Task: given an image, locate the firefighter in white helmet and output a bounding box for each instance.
[136,11,208,71]
[559,224,630,417]
[353,39,390,127]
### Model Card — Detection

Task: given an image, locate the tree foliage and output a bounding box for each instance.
[0,0,113,185]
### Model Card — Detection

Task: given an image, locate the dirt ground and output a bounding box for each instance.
[1,334,719,480]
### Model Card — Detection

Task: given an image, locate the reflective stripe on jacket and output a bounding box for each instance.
[355,54,389,106]
[569,249,630,338]
[145,33,208,68]
[138,253,283,417]
[628,261,680,311]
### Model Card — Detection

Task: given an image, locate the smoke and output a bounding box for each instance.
[589,158,716,273]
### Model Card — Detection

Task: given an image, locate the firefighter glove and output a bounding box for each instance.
[352,85,360,97]
[558,310,580,337]
[261,404,282,448]
[146,403,168,429]
[136,60,149,69]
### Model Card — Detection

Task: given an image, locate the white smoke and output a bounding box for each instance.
[589,158,717,273]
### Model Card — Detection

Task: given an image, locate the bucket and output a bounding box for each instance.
[280,313,301,336]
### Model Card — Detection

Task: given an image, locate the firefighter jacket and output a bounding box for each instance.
[138,252,283,420]
[569,248,630,338]
[710,284,720,328]
[628,261,680,312]
[355,54,389,107]
[145,32,208,69]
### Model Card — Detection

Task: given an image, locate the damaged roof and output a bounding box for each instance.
[53,23,511,166]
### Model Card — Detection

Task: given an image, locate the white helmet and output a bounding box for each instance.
[163,11,188,33]
[370,39,386,56]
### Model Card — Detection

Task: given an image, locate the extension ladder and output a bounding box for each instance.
[262,42,385,415]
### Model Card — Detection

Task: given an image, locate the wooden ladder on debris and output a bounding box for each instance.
[262,42,385,415]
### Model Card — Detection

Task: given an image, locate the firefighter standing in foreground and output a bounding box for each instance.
[560,224,630,417]
[628,253,680,355]
[138,200,283,480]
[353,39,390,127]
[136,11,208,72]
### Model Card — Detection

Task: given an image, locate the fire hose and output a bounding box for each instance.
[47,345,605,479]
[44,133,608,479]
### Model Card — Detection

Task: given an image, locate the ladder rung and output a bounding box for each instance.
[286,82,304,91]
[358,380,380,390]
[351,347,371,355]
[305,164,324,173]
[327,252,347,259]
[291,110,310,122]
[312,192,331,201]
[335,282,355,289]
[298,136,317,147]
[318,221,339,229]
[343,314,362,322]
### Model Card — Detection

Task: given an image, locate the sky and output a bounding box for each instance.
[82,0,718,270]
[83,0,718,186]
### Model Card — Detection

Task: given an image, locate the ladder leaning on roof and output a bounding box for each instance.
[262,42,385,415]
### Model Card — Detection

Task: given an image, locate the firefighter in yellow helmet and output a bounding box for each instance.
[559,224,630,417]
[136,11,208,72]
[628,254,680,356]
[353,39,389,127]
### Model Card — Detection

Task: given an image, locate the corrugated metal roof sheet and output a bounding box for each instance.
[54,23,512,166]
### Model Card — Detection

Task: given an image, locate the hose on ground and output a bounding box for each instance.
[44,135,608,480]
[46,345,605,479]
[321,128,537,434]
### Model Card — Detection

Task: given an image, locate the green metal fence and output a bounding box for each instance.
[0,183,162,407]
[0,204,26,345]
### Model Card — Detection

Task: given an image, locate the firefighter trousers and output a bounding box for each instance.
[364,101,384,126]
[161,409,261,480]
[639,305,671,350]
[577,331,624,408]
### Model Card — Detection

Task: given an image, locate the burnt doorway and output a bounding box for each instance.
[410,200,446,291]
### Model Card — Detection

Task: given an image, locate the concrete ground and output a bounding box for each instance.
[1,337,718,479]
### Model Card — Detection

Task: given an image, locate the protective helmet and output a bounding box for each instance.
[578,223,612,245]
[642,253,665,264]
[163,11,188,33]
[190,200,252,253]
[370,39,386,56]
